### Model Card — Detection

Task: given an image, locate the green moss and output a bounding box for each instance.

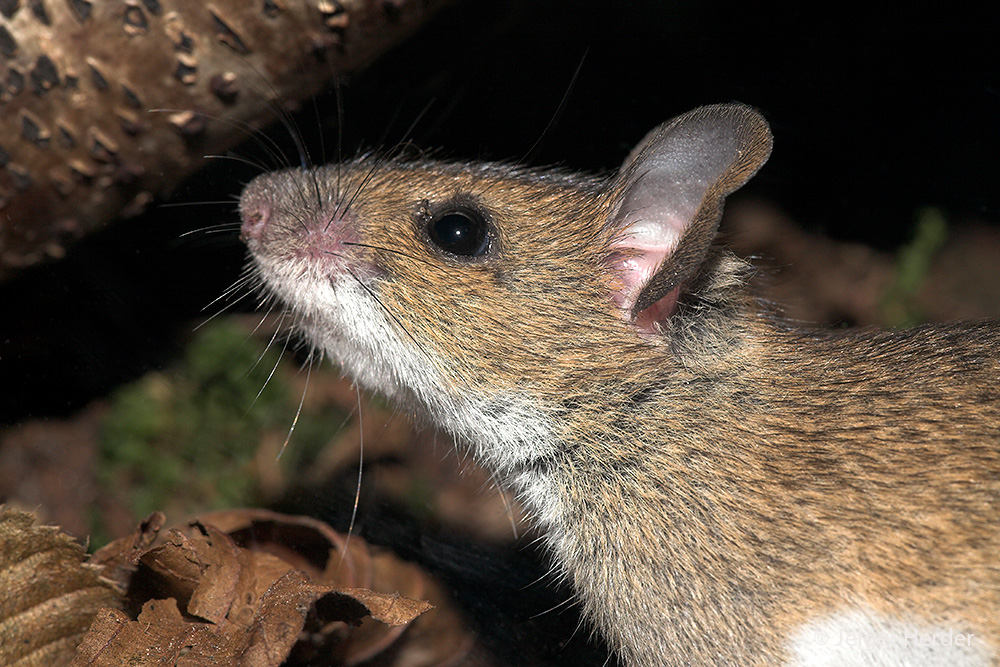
[96,320,338,541]
[880,207,948,328]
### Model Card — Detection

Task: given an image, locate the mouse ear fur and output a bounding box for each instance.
[605,103,772,323]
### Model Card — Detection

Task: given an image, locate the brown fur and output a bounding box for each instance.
[241,109,1000,665]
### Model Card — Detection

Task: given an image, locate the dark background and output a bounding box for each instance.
[1,4,997,664]
[3,0,999,421]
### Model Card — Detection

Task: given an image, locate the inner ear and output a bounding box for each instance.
[604,103,772,329]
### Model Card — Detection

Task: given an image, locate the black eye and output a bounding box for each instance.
[427,210,491,257]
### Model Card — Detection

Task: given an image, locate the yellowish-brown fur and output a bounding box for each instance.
[241,107,1000,665]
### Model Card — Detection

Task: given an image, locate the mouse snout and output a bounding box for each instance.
[237,168,370,281]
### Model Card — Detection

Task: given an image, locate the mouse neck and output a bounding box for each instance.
[503,311,777,664]
[503,318,1000,666]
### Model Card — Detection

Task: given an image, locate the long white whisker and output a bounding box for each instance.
[339,386,365,569]
[277,358,311,461]
[247,334,289,412]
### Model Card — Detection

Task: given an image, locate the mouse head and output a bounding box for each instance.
[240,103,772,472]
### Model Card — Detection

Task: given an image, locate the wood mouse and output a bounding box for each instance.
[238,104,1000,666]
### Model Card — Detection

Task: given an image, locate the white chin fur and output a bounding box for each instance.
[253,255,559,477]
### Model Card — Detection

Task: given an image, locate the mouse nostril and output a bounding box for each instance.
[240,204,270,243]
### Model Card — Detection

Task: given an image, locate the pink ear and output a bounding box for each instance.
[606,104,772,327]
[607,215,686,311]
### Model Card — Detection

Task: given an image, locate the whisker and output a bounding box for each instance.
[202,152,277,173]
[277,356,312,461]
[338,152,394,220]
[149,109,291,173]
[307,162,326,219]
[226,56,314,169]
[249,311,290,372]
[384,99,436,161]
[333,76,345,202]
[334,100,436,221]
[194,271,259,330]
[206,261,257,298]
[528,593,579,620]
[339,385,365,569]
[247,334,289,413]
[248,305,282,338]
[520,49,588,166]
[340,241,440,269]
[180,222,243,237]
[343,268,436,368]
[257,308,291,357]
[476,52,587,199]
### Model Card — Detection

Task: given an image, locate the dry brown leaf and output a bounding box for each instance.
[331,588,434,626]
[0,506,120,667]
[87,511,167,591]
[70,508,476,666]
[200,509,478,666]
[76,573,353,667]
[144,522,251,624]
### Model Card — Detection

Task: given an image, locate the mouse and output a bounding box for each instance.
[238,103,1000,666]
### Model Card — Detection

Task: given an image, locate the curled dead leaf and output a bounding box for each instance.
[0,506,121,667]
[71,508,477,666]
[329,588,433,626]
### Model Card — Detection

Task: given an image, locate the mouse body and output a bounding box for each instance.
[239,104,1000,666]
